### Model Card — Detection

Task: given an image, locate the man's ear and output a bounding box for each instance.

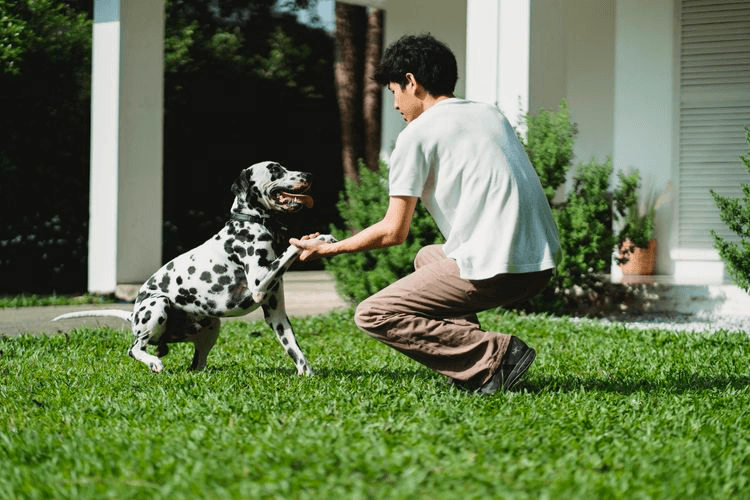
[404,73,425,97]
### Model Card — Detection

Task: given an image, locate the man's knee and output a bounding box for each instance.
[354,299,376,332]
[414,244,445,270]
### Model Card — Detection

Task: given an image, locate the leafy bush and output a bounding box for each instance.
[0,0,92,293]
[554,158,616,289]
[324,160,443,302]
[519,99,577,203]
[711,127,750,293]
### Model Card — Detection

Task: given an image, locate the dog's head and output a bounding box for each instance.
[231,161,314,215]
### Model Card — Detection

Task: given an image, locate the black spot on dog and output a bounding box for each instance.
[177,276,183,285]
[166,262,174,271]
[258,233,272,242]
[200,272,212,283]
[224,238,235,254]
[267,295,278,310]
[142,310,152,325]
[158,274,170,293]
[210,284,224,293]
[218,275,232,285]
[268,163,284,180]
[188,266,196,275]
[158,316,166,325]
[213,264,227,274]
[233,246,247,258]
[286,347,299,364]
[256,249,271,267]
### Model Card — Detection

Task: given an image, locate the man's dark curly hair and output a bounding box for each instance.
[374,34,458,96]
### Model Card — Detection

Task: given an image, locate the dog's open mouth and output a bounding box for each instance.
[275,188,314,209]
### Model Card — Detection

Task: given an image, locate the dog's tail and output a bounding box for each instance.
[52,309,133,323]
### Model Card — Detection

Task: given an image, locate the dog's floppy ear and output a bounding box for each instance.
[231,169,251,198]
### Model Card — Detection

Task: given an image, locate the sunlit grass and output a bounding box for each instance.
[1,309,749,499]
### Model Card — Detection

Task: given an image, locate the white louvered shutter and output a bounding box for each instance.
[678,0,750,249]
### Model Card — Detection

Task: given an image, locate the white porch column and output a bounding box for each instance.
[88,0,164,293]
[465,0,530,129]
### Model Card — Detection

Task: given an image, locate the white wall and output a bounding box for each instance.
[612,0,676,275]
[563,0,615,167]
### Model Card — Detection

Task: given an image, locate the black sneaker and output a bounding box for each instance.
[479,336,536,394]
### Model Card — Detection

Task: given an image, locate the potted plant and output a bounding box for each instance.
[613,170,657,275]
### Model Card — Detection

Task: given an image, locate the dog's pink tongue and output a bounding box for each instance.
[283,192,314,208]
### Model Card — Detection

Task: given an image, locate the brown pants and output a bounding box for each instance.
[354,245,553,389]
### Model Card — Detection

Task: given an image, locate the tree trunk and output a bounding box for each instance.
[335,2,366,183]
[362,8,383,171]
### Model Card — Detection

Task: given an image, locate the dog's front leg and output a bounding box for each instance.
[252,234,337,303]
[262,284,312,376]
[251,245,299,303]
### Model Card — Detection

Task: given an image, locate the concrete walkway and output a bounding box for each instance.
[0,271,351,337]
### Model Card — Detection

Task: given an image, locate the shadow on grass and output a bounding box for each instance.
[521,372,750,395]
[245,366,432,382]
[208,363,750,395]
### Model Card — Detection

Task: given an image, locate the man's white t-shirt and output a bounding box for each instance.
[388,98,562,280]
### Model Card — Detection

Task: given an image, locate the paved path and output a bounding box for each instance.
[0,271,351,337]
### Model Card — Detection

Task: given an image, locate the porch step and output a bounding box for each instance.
[610,275,750,320]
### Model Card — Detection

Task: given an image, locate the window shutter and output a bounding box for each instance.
[679,0,750,249]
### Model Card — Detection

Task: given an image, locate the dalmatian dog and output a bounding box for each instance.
[54,161,336,375]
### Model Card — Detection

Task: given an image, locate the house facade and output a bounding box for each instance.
[88,0,750,292]
[347,0,750,283]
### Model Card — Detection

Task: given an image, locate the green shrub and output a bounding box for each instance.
[324,160,443,303]
[519,99,577,203]
[0,0,92,293]
[552,158,616,288]
[711,127,750,293]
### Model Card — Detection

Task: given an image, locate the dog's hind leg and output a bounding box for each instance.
[262,282,312,376]
[188,318,220,371]
[128,297,170,373]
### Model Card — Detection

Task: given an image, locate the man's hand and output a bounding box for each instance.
[289,232,336,262]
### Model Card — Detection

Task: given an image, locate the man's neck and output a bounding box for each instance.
[421,93,455,114]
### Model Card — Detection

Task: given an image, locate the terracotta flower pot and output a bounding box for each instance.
[619,239,657,275]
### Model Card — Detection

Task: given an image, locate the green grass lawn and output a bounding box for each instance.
[1,309,749,499]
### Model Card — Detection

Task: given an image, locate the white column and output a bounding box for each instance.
[465,0,530,130]
[88,0,164,293]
